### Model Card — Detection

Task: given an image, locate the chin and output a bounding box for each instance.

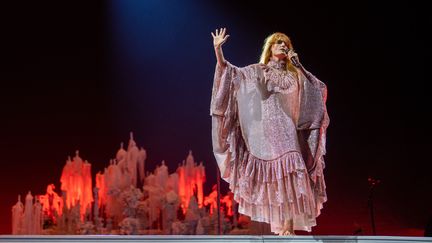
[275,54,287,59]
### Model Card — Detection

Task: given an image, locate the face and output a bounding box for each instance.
[271,39,289,59]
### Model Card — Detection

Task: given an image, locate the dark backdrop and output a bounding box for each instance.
[1,1,430,235]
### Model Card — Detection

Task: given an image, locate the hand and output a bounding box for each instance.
[211,28,230,49]
[288,49,300,67]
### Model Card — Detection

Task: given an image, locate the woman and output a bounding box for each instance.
[210,28,329,235]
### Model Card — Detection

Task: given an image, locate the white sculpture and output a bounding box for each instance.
[12,195,24,234]
[185,196,200,234]
[163,190,179,234]
[119,217,140,235]
[138,147,147,184]
[127,132,139,187]
[59,151,93,220]
[33,198,43,234]
[22,191,34,234]
[177,151,206,214]
[11,133,243,236]
[155,161,169,191]
[204,185,218,215]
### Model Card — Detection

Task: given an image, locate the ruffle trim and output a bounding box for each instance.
[226,151,327,234]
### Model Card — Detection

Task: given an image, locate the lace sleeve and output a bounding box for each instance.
[210,61,249,181]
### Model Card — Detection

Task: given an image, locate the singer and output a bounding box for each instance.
[210,29,329,235]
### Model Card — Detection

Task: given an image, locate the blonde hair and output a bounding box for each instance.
[259,32,298,75]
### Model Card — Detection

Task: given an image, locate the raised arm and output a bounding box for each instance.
[211,28,230,69]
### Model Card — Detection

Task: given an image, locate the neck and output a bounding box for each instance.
[268,57,287,70]
[271,56,286,62]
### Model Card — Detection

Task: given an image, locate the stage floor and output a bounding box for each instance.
[0,235,430,243]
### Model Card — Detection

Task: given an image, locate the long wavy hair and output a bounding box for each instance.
[259,32,298,75]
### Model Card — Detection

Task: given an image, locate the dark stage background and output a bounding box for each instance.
[1,1,430,236]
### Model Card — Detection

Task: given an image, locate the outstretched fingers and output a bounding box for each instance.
[222,34,230,43]
[212,28,229,48]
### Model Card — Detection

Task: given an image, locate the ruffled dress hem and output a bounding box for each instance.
[226,150,327,234]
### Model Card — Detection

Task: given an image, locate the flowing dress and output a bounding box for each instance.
[210,59,329,233]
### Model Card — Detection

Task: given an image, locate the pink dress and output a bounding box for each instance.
[210,59,329,233]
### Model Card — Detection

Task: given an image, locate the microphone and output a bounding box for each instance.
[291,56,300,67]
[285,48,300,67]
[290,52,300,67]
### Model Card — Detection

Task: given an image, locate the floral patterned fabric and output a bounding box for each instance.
[210,59,329,233]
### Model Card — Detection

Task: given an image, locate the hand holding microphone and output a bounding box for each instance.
[285,49,300,67]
